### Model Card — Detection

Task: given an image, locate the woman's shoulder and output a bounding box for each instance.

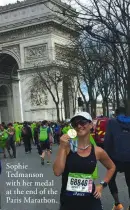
[94,146,105,159]
[94,145,105,153]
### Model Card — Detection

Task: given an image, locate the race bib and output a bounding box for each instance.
[66,173,93,196]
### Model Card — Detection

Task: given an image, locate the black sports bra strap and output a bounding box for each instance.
[90,144,95,156]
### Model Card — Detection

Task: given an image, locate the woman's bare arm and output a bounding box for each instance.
[95,146,116,183]
[53,146,68,176]
[53,134,70,176]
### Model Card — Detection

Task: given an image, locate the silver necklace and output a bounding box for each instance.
[71,141,91,150]
[77,144,91,150]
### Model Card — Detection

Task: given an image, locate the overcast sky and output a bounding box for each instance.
[0,0,23,6]
[0,0,86,7]
[0,0,87,12]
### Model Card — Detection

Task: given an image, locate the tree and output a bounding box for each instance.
[55,44,78,117]
[53,0,130,114]
[65,37,105,117]
[29,65,63,121]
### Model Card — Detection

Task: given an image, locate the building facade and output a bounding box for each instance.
[0,0,76,123]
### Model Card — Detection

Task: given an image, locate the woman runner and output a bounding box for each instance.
[53,112,116,210]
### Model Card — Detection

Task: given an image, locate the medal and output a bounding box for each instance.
[68,129,77,139]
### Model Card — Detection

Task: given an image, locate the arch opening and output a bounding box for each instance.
[0,53,19,77]
[0,53,21,123]
[0,85,9,123]
[0,85,8,96]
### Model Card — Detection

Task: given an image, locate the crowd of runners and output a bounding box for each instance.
[0,120,71,162]
[0,106,130,210]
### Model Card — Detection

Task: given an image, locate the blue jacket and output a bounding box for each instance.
[104,115,130,161]
[54,125,60,134]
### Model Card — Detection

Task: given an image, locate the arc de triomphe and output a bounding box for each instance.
[0,0,75,123]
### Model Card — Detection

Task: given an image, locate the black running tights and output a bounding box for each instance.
[109,169,130,198]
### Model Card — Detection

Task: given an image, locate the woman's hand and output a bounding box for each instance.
[93,184,103,199]
[60,134,70,150]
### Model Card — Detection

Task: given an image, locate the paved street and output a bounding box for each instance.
[0,144,129,210]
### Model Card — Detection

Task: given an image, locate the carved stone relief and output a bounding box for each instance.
[24,44,48,67]
[0,24,51,44]
[0,14,55,32]
[0,23,71,45]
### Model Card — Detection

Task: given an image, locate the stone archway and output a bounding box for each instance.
[0,53,19,76]
[0,53,21,123]
[0,85,10,123]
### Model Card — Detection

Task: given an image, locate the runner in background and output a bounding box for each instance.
[104,107,130,210]
[7,123,16,158]
[34,122,42,156]
[1,122,7,129]
[0,124,9,158]
[54,123,61,144]
[19,123,23,144]
[31,122,36,145]
[14,123,21,146]
[39,120,51,165]
[48,122,54,153]
[22,122,32,154]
